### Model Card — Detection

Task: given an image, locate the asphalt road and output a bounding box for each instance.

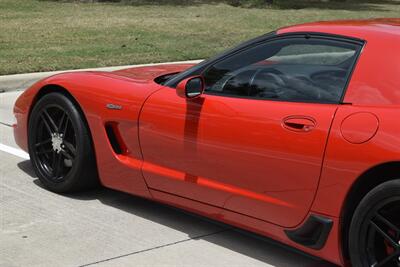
[0,91,337,267]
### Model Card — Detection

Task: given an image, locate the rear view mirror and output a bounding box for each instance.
[176,76,205,99]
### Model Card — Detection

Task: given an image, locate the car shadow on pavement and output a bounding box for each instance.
[18,160,37,178]
[18,160,337,267]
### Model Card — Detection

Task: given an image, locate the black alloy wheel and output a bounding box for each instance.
[34,105,76,181]
[349,180,400,267]
[28,92,98,192]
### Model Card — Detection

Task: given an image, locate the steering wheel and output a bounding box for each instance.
[248,68,286,97]
[250,69,285,87]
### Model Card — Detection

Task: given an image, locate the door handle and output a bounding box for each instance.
[282,116,316,132]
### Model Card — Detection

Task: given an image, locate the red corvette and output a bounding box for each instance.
[13,19,400,266]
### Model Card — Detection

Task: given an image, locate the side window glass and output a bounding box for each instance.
[202,38,360,103]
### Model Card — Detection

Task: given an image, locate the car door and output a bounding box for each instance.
[139,35,362,228]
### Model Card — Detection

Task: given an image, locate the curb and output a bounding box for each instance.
[0,60,202,93]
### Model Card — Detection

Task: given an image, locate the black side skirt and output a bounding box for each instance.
[284,214,333,250]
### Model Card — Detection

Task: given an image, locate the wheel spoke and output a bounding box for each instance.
[370,220,398,248]
[58,111,69,136]
[375,213,400,237]
[53,153,63,178]
[63,140,76,156]
[36,149,53,155]
[35,138,52,148]
[58,111,66,130]
[61,150,74,160]
[374,251,400,267]
[42,109,58,132]
[40,114,53,135]
[51,151,57,171]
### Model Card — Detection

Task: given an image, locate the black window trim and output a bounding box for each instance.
[165,32,365,105]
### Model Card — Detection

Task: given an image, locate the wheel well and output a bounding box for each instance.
[340,161,400,259]
[31,84,92,134]
[30,84,86,126]
[32,84,75,112]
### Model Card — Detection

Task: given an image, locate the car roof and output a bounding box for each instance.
[277,18,400,41]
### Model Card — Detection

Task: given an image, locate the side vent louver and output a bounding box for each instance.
[105,122,127,155]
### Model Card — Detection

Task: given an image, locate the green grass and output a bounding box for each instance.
[0,0,399,75]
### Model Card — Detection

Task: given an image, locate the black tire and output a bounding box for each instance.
[349,180,400,267]
[28,92,98,193]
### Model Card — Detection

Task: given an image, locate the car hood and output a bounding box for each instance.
[111,63,196,83]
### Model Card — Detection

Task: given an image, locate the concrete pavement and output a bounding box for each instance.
[0,88,336,266]
[0,91,22,126]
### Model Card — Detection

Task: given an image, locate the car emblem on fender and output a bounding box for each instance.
[106,103,122,110]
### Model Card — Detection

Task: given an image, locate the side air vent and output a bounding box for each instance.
[105,122,127,155]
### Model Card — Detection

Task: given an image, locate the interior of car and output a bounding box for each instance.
[203,39,358,103]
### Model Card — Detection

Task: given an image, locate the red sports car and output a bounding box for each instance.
[13,19,400,267]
